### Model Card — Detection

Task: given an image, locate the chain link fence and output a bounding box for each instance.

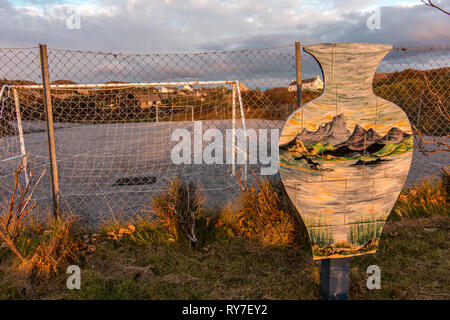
[0,44,448,224]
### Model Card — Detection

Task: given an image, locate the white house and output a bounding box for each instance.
[160,86,177,93]
[288,75,323,92]
[182,84,194,92]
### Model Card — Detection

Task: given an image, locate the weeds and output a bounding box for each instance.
[0,164,44,262]
[0,164,81,278]
[152,178,205,247]
[100,216,173,247]
[219,173,300,246]
[392,174,449,219]
[19,215,81,278]
[305,215,332,228]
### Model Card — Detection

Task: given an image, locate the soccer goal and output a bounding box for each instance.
[0,80,248,218]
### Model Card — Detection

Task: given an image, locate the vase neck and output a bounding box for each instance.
[304,43,392,101]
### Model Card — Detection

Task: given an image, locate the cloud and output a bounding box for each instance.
[0,0,448,52]
[0,0,447,86]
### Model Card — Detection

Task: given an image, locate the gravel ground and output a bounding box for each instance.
[0,119,447,226]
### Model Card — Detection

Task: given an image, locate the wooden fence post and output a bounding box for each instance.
[295,41,302,113]
[39,44,60,218]
[320,258,350,300]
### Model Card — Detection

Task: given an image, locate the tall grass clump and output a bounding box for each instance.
[392,174,449,220]
[151,178,205,247]
[219,174,301,246]
[18,215,81,278]
[0,164,81,278]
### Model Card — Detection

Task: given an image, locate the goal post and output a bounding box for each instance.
[1,80,248,188]
[0,85,29,184]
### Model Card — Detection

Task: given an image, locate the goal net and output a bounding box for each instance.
[0,81,247,223]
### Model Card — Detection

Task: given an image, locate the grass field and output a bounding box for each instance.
[0,216,447,300]
[0,175,448,300]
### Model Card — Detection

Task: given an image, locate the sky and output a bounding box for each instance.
[0,0,449,53]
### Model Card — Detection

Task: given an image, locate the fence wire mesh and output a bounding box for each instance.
[0,44,448,224]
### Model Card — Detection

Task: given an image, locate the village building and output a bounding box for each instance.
[160,86,177,93]
[288,75,323,92]
[182,84,194,92]
[134,93,162,108]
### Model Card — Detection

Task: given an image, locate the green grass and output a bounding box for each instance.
[0,216,448,300]
[305,215,332,228]
[373,136,413,157]
[0,175,448,300]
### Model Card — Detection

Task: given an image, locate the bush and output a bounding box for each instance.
[152,178,205,247]
[0,164,81,278]
[18,215,81,278]
[391,174,449,220]
[219,174,303,246]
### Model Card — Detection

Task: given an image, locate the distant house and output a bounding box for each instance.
[288,75,323,92]
[135,93,162,108]
[182,84,194,92]
[160,86,177,93]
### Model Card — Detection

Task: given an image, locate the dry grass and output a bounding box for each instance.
[151,178,205,247]
[18,215,81,278]
[0,164,81,278]
[0,164,41,262]
[392,174,449,220]
[218,173,302,246]
[99,216,174,247]
[0,172,449,299]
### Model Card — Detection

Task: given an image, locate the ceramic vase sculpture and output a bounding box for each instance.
[279,43,413,259]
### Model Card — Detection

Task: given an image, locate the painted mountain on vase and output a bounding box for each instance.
[278,43,413,259]
[280,113,413,164]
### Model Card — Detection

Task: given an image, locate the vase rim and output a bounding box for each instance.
[304,42,393,53]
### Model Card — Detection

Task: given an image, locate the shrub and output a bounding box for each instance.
[392,174,449,220]
[152,178,205,247]
[0,164,81,278]
[220,174,302,246]
[18,215,81,278]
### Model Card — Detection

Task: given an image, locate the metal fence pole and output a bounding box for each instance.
[295,41,302,113]
[39,44,60,218]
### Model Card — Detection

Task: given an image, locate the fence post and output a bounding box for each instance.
[39,44,60,218]
[295,41,302,114]
[320,258,350,300]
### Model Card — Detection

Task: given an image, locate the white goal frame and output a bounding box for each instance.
[1,80,248,181]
